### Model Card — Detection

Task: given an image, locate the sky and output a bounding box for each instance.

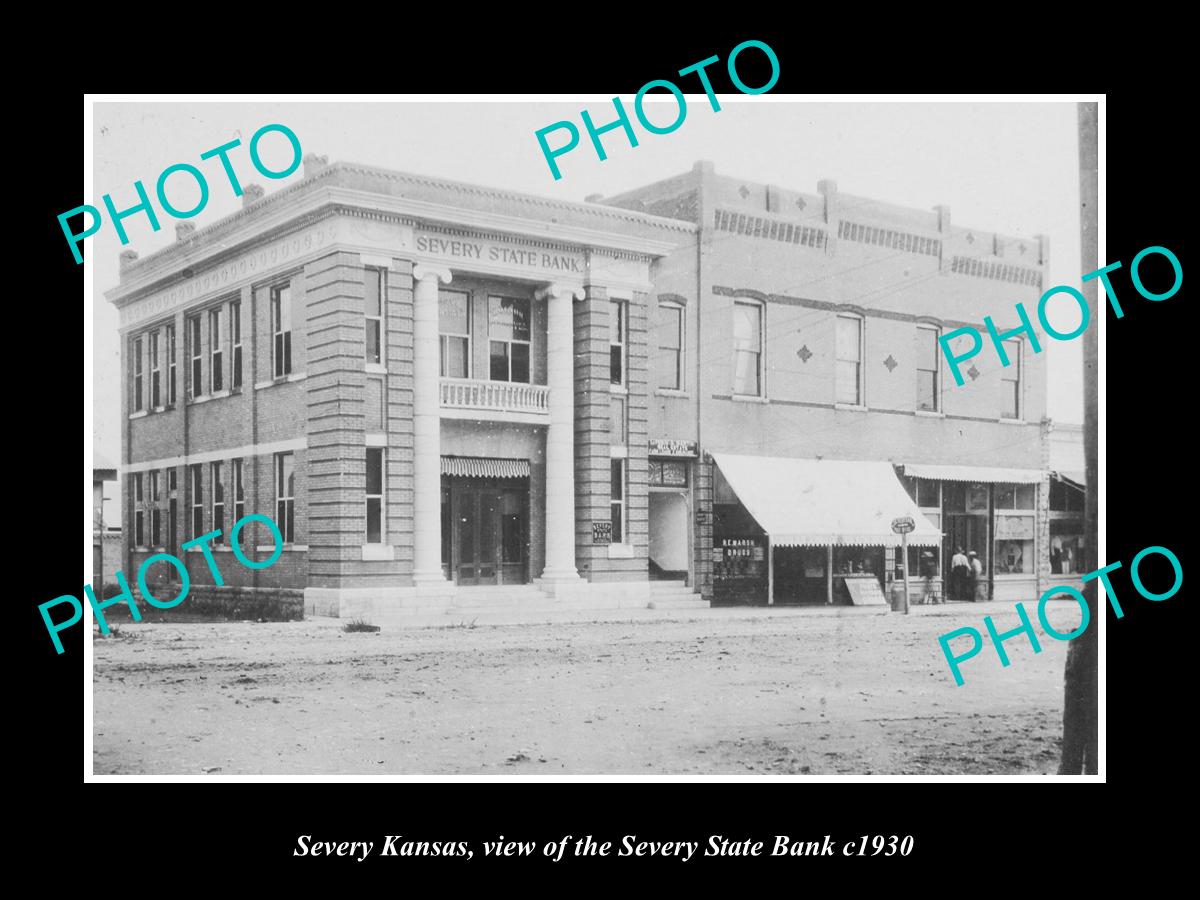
[90,99,1086,524]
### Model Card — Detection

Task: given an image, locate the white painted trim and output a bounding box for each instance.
[607,543,635,559]
[361,544,395,561]
[122,437,307,474]
[439,407,549,426]
[365,433,388,447]
[364,363,388,375]
[359,253,395,269]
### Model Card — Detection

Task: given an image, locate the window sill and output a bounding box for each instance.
[610,446,628,458]
[610,384,629,395]
[834,403,869,412]
[655,389,690,399]
[129,410,149,419]
[607,543,635,559]
[914,409,945,418]
[258,543,307,552]
[254,373,306,390]
[188,394,213,405]
[730,394,769,404]
[365,363,388,375]
[998,417,1026,425]
[361,544,395,561]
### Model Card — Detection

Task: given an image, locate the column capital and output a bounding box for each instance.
[412,263,453,285]
[535,282,585,302]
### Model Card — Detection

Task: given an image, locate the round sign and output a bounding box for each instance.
[891,516,916,534]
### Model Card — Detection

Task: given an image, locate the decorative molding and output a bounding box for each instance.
[122,437,307,474]
[412,263,453,285]
[883,354,899,372]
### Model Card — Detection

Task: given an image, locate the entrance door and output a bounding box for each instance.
[454,489,500,586]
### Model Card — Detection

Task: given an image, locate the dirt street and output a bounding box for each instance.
[92,607,1072,775]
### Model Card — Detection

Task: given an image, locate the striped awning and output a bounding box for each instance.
[902,463,1044,484]
[441,456,530,479]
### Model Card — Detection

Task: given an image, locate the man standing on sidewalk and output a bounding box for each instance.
[949,547,969,602]
[968,550,985,602]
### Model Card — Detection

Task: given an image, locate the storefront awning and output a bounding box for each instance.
[441,456,530,479]
[901,462,1044,484]
[1053,470,1086,490]
[712,453,942,548]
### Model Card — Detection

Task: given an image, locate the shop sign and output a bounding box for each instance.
[649,439,698,458]
[592,522,612,544]
[891,516,915,534]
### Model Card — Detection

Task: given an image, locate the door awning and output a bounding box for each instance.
[441,456,530,479]
[902,462,1044,484]
[712,453,942,548]
[1053,470,1086,490]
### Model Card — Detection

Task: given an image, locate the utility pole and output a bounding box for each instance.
[1059,102,1099,774]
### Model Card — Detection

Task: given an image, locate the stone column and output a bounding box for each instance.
[412,263,452,585]
[538,282,583,585]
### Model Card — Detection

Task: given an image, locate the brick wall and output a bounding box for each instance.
[573,286,610,578]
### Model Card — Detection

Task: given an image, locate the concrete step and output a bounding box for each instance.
[647,598,711,610]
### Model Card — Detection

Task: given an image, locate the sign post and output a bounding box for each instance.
[891,516,916,615]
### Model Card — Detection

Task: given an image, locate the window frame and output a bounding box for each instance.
[209,306,224,394]
[133,472,145,546]
[916,324,941,413]
[133,336,144,411]
[187,315,202,399]
[610,458,626,544]
[232,458,245,524]
[148,330,161,409]
[364,266,385,366]
[275,452,296,544]
[610,299,627,387]
[231,299,243,391]
[1001,338,1022,420]
[835,313,865,407]
[211,461,225,544]
[438,288,472,379]
[271,283,293,379]
[365,447,385,544]
[166,323,177,406]
[487,294,532,384]
[189,464,203,540]
[657,300,684,391]
[149,470,161,546]
[732,299,765,397]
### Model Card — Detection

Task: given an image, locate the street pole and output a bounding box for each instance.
[900,531,909,614]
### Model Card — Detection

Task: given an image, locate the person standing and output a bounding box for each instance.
[919,551,938,604]
[968,550,985,602]
[950,546,969,602]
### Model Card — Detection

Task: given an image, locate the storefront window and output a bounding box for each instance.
[995,539,1032,574]
[716,537,765,580]
[996,483,1036,509]
[649,460,688,487]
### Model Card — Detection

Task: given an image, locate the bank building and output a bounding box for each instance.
[109,154,1059,620]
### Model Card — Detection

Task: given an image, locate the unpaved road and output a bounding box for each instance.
[92,607,1073,775]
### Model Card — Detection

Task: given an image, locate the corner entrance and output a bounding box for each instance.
[442,479,530,585]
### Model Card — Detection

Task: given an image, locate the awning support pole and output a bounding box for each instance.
[826,545,833,605]
[767,536,774,606]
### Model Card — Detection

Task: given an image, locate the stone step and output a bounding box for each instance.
[647,598,711,610]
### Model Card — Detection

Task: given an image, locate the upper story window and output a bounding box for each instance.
[271,283,293,379]
[488,295,530,383]
[916,325,940,412]
[732,300,763,397]
[657,300,683,390]
[231,300,243,391]
[209,307,224,394]
[1001,339,1022,419]
[610,300,627,386]
[148,331,161,409]
[365,267,384,366]
[187,315,202,399]
[132,337,144,411]
[439,289,471,378]
[836,314,864,406]
[166,323,177,406]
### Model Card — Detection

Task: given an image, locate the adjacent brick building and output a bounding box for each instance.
[108,156,1054,619]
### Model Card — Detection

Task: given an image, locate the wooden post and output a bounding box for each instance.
[766,536,774,606]
[826,545,834,605]
[900,531,910,614]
